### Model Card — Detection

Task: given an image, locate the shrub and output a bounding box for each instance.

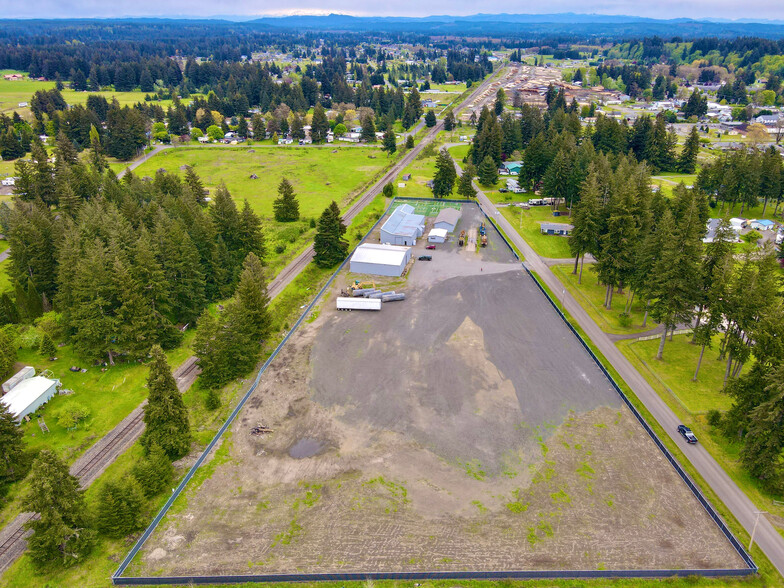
[617,312,632,328]
[205,389,221,411]
[707,409,722,427]
[275,244,285,254]
[56,401,90,430]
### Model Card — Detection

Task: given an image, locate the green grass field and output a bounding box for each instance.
[0,70,186,118]
[497,204,573,258]
[393,149,439,199]
[551,263,656,335]
[619,334,736,414]
[131,145,389,220]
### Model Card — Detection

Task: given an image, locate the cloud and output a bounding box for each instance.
[4,0,784,20]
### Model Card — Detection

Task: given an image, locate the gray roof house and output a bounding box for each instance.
[433,207,462,233]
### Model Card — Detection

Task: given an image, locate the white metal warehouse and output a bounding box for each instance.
[1,367,60,422]
[349,243,412,277]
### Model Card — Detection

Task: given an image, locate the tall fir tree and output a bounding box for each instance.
[0,401,28,489]
[431,149,457,198]
[569,170,601,282]
[95,476,145,538]
[141,345,191,460]
[477,155,498,186]
[457,165,476,199]
[23,450,94,569]
[131,442,173,498]
[273,178,300,222]
[313,201,348,268]
[233,253,271,342]
[678,126,700,174]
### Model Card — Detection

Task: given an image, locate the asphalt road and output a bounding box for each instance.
[471,186,784,579]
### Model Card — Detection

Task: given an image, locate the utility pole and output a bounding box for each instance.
[749,511,768,552]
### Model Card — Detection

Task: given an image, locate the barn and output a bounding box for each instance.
[379,204,425,246]
[433,207,462,233]
[349,243,412,277]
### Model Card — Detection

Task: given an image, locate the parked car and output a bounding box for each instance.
[499,188,509,193]
[677,425,698,444]
[418,255,432,261]
[425,244,436,250]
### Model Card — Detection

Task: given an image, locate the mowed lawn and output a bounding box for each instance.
[551,263,656,335]
[131,146,390,220]
[618,334,736,414]
[498,204,573,258]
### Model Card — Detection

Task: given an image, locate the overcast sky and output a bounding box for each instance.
[5,1,784,20]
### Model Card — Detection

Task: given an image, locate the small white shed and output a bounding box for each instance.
[428,228,448,243]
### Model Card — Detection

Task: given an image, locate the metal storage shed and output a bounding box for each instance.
[433,207,462,233]
[1,374,59,422]
[349,243,412,277]
[379,204,425,246]
[428,228,448,243]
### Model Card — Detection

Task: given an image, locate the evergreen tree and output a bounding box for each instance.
[740,364,784,491]
[183,166,205,205]
[648,201,702,359]
[432,149,457,198]
[140,345,190,460]
[237,200,266,263]
[23,450,94,569]
[39,331,56,359]
[678,126,700,174]
[405,135,414,149]
[596,179,638,309]
[0,327,16,379]
[457,165,476,199]
[0,401,28,490]
[95,476,145,538]
[233,253,271,342]
[477,155,498,186]
[382,129,396,154]
[0,293,19,325]
[444,110,455,131]
[194,304,257,389]
[360,116,376,143]
[313,201,348,268]
[569,170,601,282]
[131,442,172,498]
[273,178,300,222]
[310,103,329,144]
[424,109,437,128]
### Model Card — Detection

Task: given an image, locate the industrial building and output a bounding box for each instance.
[1,367,60,422]
[428,228,447,243]
[379,204,425,245]
[540,222,573,236]
[349,243,412,277]
[433,207,462,233]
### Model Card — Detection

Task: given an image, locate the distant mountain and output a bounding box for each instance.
[248,13,784,38]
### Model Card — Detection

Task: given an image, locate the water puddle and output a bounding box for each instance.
[288,438,322,459]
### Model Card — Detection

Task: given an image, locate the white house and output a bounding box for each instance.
[428,228,448,243]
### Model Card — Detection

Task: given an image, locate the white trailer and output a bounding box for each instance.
[336,297,382,311]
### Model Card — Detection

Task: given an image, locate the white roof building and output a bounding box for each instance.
[433,207,462,233]
[350,243,412,277]
[428,228,448,243]
[1,368,60,422]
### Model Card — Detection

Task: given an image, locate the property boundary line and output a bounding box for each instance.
[113,198,755,584]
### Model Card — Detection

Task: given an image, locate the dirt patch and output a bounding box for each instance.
[132,244,745,577]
